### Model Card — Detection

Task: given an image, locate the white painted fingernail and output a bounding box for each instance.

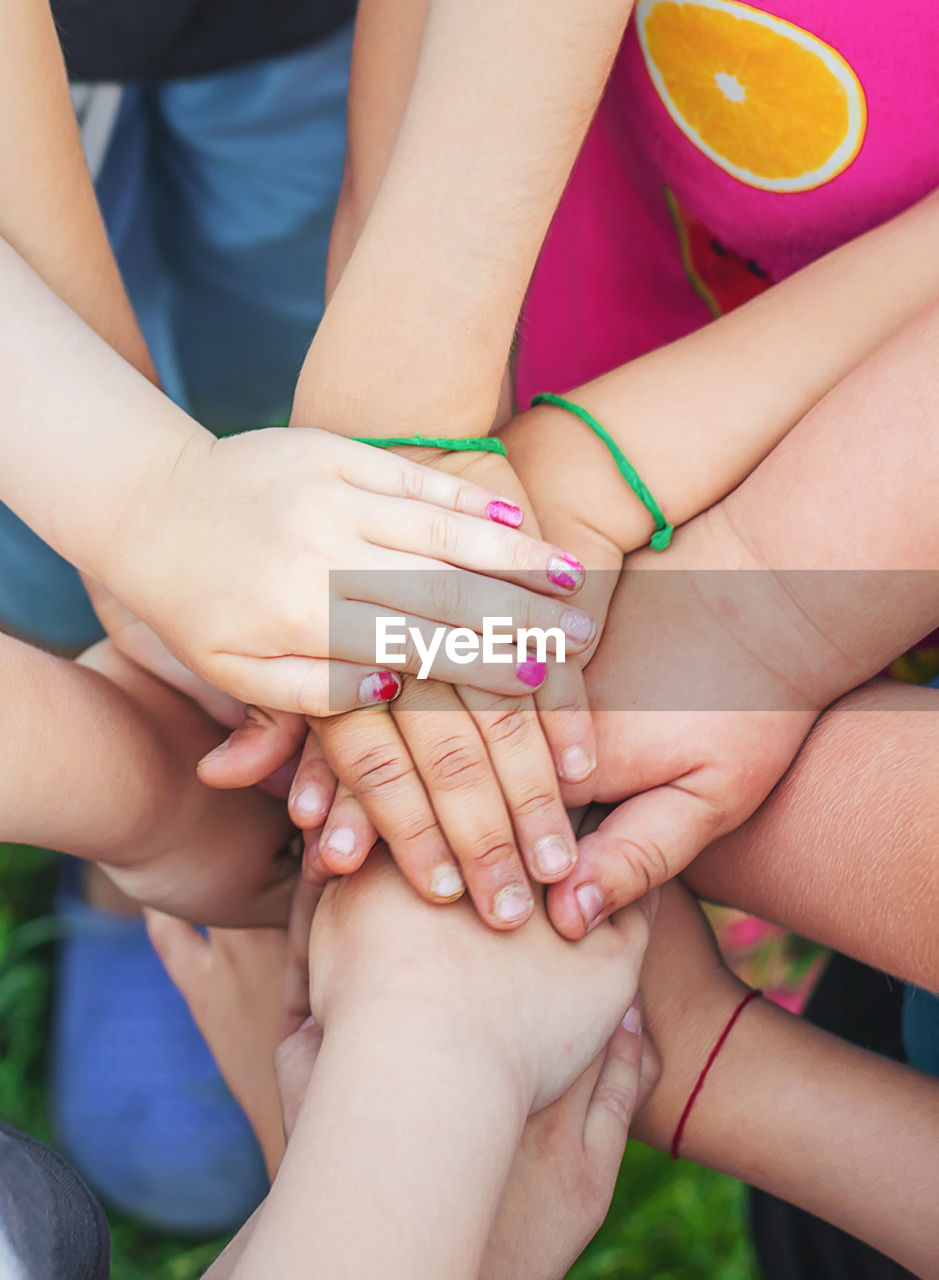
[430,865,464,901]
[493,886,533,924]
[560,609,596,645]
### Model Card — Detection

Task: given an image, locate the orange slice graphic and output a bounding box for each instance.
[636,0,867,192]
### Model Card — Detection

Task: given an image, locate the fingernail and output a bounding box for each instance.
[291,784,326,823]
[199,737,231,765]
[359,670,402,704]
[493,886,533,924]
[547,554,585,593]
[532,835,575,878]
[559,744,595,783]
[575,882,604,932]
[487,499,524,528]
[622,1005,642,1036]
[516,659,547,688]
[299,1014,320,1033]
[560,609,596,645]
[321,827,357,860]
[430,864,465,901]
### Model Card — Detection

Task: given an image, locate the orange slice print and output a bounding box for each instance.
[636,0,867,192]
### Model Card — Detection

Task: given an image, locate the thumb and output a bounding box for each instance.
[582,1007,644,1172]
[198,705,308,792]
[275,1016,325,1140]
[206,654,403,719]
[144,909,211,1004]
[547,785,720,938]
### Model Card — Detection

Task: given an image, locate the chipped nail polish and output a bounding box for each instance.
[359,670,402,705]
[559,744,595,783]
[493,886,533,924]
[575,882,604,932]
[516,659,547,688]
[532,835,574,878]
[560,608,596,645]
[487,499,524,528]
[430,864,465,901]
[547,553,585,593]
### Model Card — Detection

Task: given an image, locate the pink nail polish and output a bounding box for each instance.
[516,659,547,688]
[487,499,524,528]
[547,554,585,593]
[358,670,402,704]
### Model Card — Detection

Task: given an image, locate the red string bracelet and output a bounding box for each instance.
[670,988,762,1161]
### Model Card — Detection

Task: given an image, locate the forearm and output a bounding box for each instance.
[0,634,187,858]
[296,0,633,437]
[232,1007,523,1280]
[325,0,429,298]
[1,0,154,379]
[0,240,206,576]
[506,188,939,555]
[685,680,939,990]
[636,976,939,1277]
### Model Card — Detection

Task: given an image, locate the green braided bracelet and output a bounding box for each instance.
[351,434,507,456]
[530,393,673,550]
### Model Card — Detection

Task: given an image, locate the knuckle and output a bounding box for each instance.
[424,740,489,790]
[341,742,416,794]
[389,815,442,851]
[591,1080,637,1131]
[426,513,459,559]
[466,837,518,870]
[614,835,671,899]
[510,786,558,820]
[426,574,463,620]
[482,703,534,749]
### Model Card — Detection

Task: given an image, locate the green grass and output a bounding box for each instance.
[0,843,758,1279]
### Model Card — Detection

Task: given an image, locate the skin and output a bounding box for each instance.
[634,883,939,1278]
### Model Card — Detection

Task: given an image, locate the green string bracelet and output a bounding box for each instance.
[351,434,507,456]
[530,393,673,550]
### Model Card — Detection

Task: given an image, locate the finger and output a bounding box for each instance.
[547,787,718,938]
[208,655,404,718]
[332,603,553,694]
[458,685,577,884]
[144,910,211,998]
[316,707,460,902]
[359,496,589,598]
[275,1016,325,1139]
[198,705,309,790]
[281,875,323,1039]
[582,1010,644,1169]
[336,565,595,654]
[392,680,534,929]
[316,782,378,875]
[288,729,339,829]
[534,661,598,790]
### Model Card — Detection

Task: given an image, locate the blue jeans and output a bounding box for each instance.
[0,25,351,648]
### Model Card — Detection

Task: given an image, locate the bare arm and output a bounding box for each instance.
[634,885,939,1278]
[684,679,939,991]
[296,0,634,437]
[1,0,153,376]
[504,187,939,573]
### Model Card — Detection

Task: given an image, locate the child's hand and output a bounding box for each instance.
[144,914,296,1176]
[100,427,598,714]
[80,641,297,927]
[307,848,655,1112]
[480,1010,659,1280]
[501,407,626,660]
[544,514,823,937]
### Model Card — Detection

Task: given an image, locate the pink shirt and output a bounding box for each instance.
[516,0,939,402]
